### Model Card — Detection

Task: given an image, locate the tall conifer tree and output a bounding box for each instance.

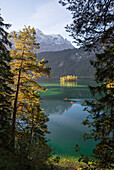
[60,0,114,168]
[81,45,114,168]
[0,14,13,168]
[59,0,113,48]
[9,26,51,168]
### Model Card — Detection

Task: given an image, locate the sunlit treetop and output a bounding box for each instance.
[9,26,51,108]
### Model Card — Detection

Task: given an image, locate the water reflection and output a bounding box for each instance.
[60,81,78,87]
[47,104,96,156]
[41,85,93,115]
[41,99,72,115]
[40,83,96,156]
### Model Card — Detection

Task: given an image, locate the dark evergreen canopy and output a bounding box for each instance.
[0,14,14,168]
[59,0,113,48]
[60,0,114,168]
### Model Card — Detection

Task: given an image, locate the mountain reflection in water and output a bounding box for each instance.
[40,82,97,156]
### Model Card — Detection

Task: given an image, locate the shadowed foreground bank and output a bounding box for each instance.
[47,157,91,170]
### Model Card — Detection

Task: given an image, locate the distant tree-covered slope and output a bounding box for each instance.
[37,48,96,79]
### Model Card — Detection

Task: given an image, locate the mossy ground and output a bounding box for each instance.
[48,156,90,169]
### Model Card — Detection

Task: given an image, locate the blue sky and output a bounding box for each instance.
[1,0,74,44]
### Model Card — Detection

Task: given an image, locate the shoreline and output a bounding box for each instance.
[48,155,90,169]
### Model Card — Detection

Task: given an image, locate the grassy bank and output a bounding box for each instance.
[48,155,90,169]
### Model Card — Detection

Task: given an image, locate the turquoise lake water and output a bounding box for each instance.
[40,81,97,157]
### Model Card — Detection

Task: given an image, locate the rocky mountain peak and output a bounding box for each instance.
[9,28,75,53]
[35,29,74,53]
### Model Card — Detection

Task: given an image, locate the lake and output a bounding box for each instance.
[40,79,97,157]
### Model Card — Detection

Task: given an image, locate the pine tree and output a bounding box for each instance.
[9,26,51,168]
[81,45,114,168]
[59,0,113,49]
[0,14,14,168]
[60,0,114,168]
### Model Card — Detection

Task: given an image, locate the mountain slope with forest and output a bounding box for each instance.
[9,29,95,79]
[37,48,96,79]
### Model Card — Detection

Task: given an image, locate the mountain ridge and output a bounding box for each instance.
[9,28,74,53]
[35,29,74,52]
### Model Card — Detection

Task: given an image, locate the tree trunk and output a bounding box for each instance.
[12,60,23,150]
[30,107,34,144]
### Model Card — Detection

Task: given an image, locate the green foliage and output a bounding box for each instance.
[82,46,114,169]
[53,156,60,163]
[48,156,60,169]
[59,0,113,48]
[75,46,114,169]
[60,0,114,169]
[0,13,14,168]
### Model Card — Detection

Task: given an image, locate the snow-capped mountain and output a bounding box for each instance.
[35,29,74,52]
[9,29,74,52]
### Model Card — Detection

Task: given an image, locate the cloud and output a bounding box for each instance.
[29,0,72,38]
